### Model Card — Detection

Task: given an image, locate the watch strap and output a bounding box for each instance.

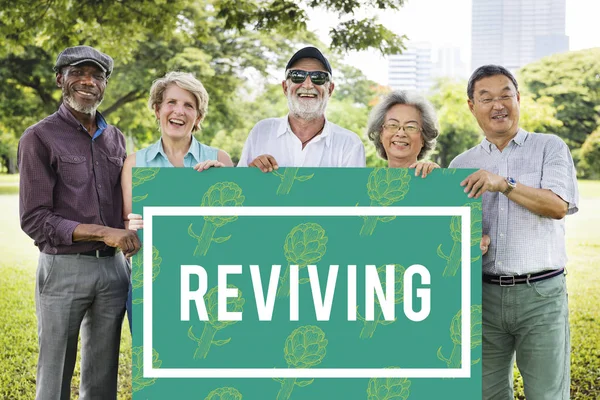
[502,177,516,196]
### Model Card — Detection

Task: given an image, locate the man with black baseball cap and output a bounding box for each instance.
[238,46,365,170]
[18,45,139,399]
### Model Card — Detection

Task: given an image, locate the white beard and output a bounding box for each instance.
[286,85,329,121]
[63,89,103,115]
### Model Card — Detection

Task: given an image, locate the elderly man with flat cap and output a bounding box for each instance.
[18,45,140,399]
[238,46,366,170]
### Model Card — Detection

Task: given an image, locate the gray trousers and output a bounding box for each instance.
[482,274,570,400]
[35,252,129,400]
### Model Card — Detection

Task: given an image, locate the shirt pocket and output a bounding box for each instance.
[59,155,88,186]
[107,156,124,188]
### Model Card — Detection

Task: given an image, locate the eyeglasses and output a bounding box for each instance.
[286,70,331,85]
[382,123,421,134]
[477,93,516,106]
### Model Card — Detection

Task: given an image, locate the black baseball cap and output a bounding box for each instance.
[54,45,114,77]
[285,46,332,75]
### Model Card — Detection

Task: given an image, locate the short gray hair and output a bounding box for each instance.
[366,91,439,161]
[148,71,209,132]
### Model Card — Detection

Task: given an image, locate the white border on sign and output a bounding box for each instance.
[142,206,471,379]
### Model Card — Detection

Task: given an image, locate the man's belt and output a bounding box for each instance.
[482,268,565,286]
[79,247,116,258]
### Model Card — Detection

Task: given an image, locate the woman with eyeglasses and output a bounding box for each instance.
[366,90,491,253]
[366,90,440,176]
[120,71,233,331]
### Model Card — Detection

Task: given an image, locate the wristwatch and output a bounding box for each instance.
[502,177,516,196]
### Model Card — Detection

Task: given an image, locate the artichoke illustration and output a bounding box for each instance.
[205,387,243,400]
[188,181,245,257]
[274,325,328,400]
[437,305,483,368]
[277,222,328,298]
[131,246,162,305]
[132,167,159,202]
[360,169,411,236]
[437,202,483,277]
[132,346,161,392]
[273,168,314,195]
[188,285,245,359]
[357,264,406,339]
[367,372,411,400]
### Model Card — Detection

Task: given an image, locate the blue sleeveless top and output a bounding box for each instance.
[135,137,218,167]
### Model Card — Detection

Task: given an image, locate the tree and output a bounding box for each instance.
[1,0,409,172]
[518,93,563,134]
[428,79,482,167]
[579,127,600,179]
[518,48,600,148]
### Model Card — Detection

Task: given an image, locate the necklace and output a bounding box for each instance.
[301,122,326,147]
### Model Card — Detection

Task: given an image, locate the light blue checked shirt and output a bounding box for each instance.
[449,129,579,276]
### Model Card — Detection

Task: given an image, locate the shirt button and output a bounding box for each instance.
[73,157,79,162]
[497,261,503,266]
[95,161,99,165]
[500,207,504,211]
[97,184,102,189]
[500,233,505,237]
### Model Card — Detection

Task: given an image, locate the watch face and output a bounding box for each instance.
[508,177,516,185]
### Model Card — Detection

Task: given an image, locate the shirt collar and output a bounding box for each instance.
[279,115,332,148]
[145,137,199,165]
[92,113,108,140]
[58,103,108,139]
[479,128,528,153]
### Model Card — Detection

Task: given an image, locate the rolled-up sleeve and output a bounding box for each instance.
[541,135,579,215]
[18,129,79,249]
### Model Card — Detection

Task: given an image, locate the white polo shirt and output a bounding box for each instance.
[237,116,366,167]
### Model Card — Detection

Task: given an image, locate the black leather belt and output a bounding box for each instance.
[79,247,116,258]
[483,268,565,286]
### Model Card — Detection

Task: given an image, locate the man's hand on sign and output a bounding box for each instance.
[480,234,490,255]
[103,227,141,258]
[249,154,279,173]
[460,169,506,198]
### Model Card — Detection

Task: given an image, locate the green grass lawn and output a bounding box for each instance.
[1,175,598,399]
[0,177,131,400]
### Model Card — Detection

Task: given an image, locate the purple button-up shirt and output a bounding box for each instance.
[18,103,126,254]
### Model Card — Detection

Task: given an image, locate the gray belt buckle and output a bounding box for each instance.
[499,275,515,286]
[96,250,101,258]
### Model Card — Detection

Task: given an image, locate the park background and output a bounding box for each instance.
[0,0,598,399]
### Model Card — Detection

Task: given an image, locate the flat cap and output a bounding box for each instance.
[286,46,332,75]
[54,45,114,77]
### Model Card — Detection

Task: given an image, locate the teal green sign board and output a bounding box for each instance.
[131,168,482,399]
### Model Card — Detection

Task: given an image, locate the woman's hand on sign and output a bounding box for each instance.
[127,213,144,231]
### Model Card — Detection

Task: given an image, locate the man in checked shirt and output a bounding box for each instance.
[18,46,140,400]
[450,65,579,400]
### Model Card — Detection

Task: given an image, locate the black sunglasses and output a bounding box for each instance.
[286,69,331,85]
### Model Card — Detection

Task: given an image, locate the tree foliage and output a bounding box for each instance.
[0,0,409,172]
[518,48,600,148]
[579,127,600,179]
[428,79,482,167]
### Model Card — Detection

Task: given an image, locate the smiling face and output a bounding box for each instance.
[381,104,424,167]
[282,58,334,121]
[155,84,201,140]
[468,74,520,140]
[57,63,107,115]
